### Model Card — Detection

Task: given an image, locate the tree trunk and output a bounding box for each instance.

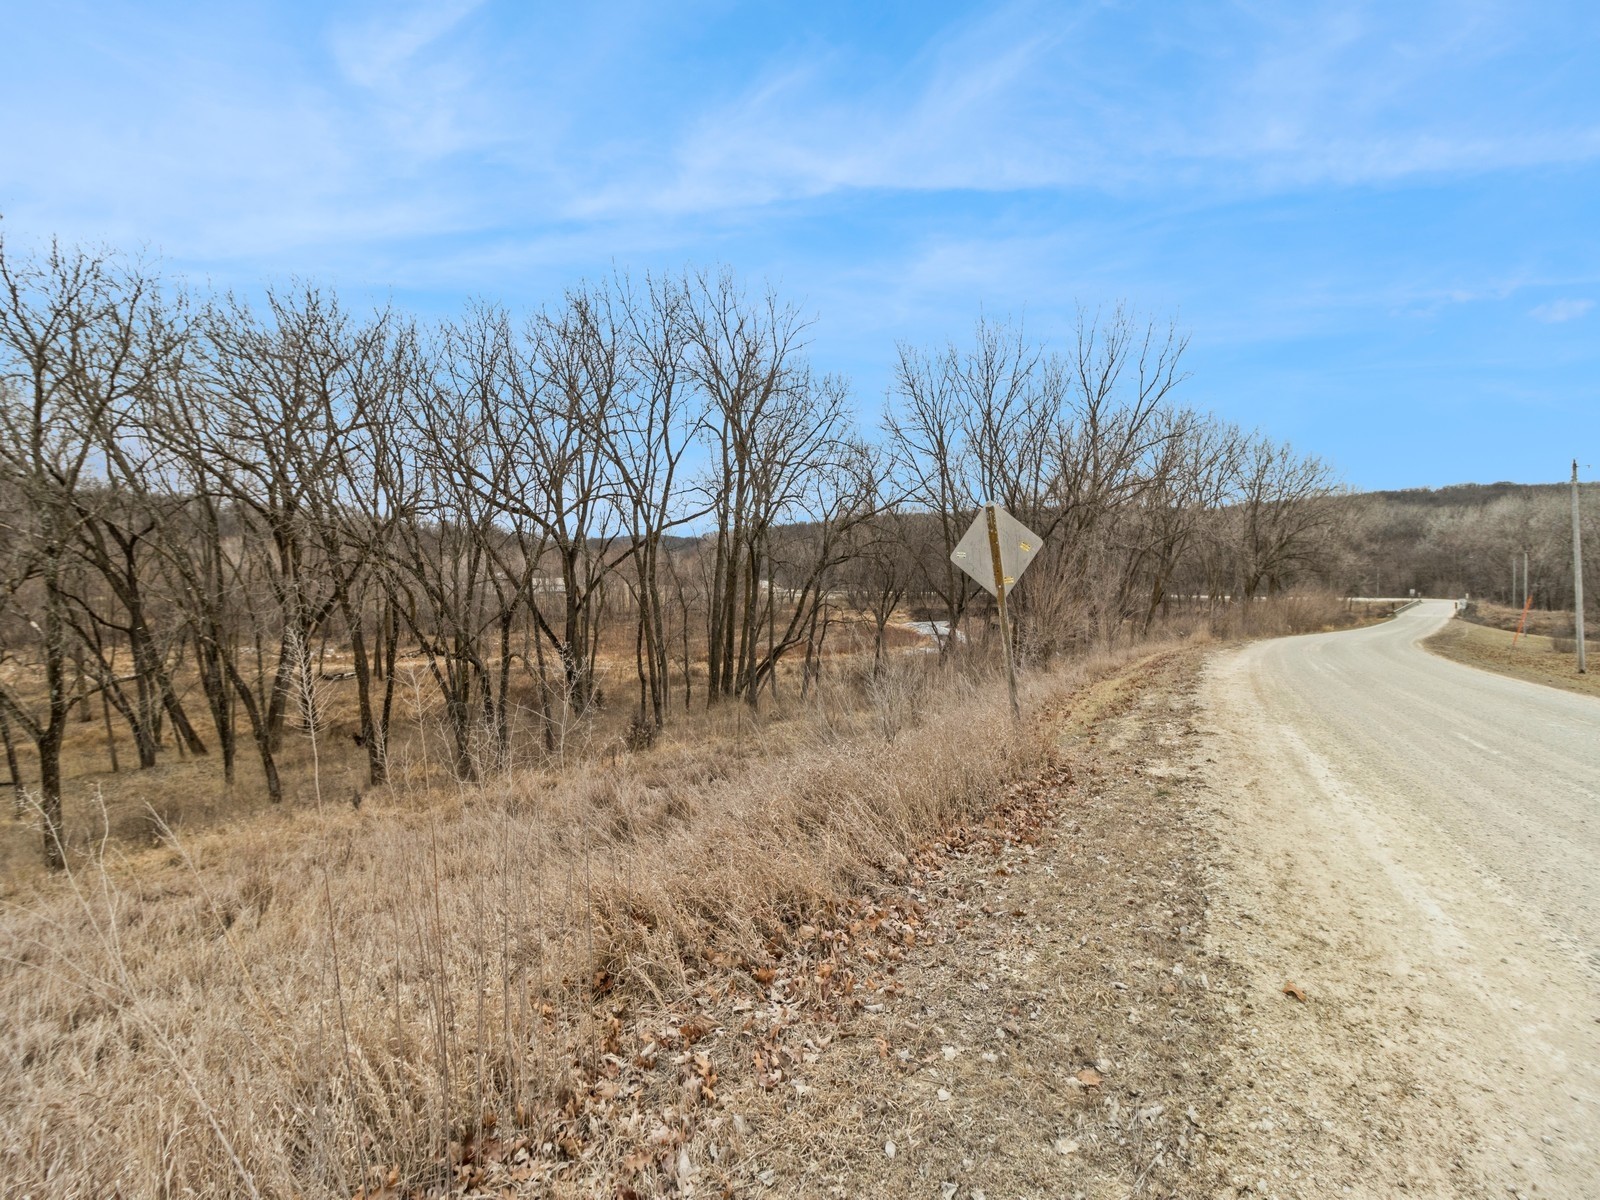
[346,602,386,786]
[194,626,237,785]
[38,724,65,870]
[100,686,121,773]
[0,707,23,815]
[225,657,281,803]
[157,668,207,755]
[532,603,556,756]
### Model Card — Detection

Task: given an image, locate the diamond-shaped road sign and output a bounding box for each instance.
[950,504,1044,595]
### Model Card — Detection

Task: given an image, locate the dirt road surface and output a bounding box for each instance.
[1203,599,1600,1197]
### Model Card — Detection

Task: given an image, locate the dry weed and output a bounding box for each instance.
[0,643,1186,1198]
[1203,591,1369,640]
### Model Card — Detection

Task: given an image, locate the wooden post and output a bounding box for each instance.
[1574,460,1587,674]
[985,504,1020,719]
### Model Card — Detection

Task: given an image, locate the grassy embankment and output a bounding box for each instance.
[1425,601,1600,700]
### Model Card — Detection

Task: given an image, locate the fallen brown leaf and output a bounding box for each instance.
[1283,980,1307,1002]
[679,1019,711,1044]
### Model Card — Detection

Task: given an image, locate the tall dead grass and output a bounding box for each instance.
[1201,590,1365,640]
[0,644,1157,1198]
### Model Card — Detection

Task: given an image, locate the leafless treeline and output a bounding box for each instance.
[0,238,1337,866]
[1332,482,1598,608]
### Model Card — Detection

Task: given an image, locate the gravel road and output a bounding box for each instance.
[1203,600,1600,1196]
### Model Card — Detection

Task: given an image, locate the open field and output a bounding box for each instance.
[1424,614,1600,699]
[1455,598,1588,639]
[1,631,1220,1198]
[0,616,932,891]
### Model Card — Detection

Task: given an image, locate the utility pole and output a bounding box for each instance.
[1524,551,1530,605]
[1573,460,1587,674]
[1511,554,1517,608]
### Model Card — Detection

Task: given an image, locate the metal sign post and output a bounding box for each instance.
[950,502,1045,720]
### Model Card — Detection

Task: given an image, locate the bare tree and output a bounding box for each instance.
[385,312,543,780]
[434,294,631,721]
[1027,307,1189,649]
[607,273,708,732]
[58,473,209,768]
[837,454,916,674]
[167,286,370,802]
[682,272,873,705]
[886,317,1065,652]
[0,238,176,864]
[681,270,810,703]
[316,311,412,785]
[1231,434,1339,599]
[884,340,978,650]
[754,429,879,700]
[1121,410,1243,631]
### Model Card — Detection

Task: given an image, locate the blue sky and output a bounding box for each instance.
[3,0,1597,489]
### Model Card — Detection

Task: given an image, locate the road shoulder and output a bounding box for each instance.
[722,648,1241,1197]
[1423,617,1600,701]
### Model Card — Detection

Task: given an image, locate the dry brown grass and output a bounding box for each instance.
[0,620,950,888]
[0,639,1201,1199]
[1456,599,1584,640]
[1200,591,1381,641]
[722,647,1237,1197]
[1424,617,1600,700]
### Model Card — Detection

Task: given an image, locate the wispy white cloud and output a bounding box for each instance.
[1531,298,1594,322]
[329,0,487,90]
[561,0,1600,222]
[0,0,530,271]
[325,0,504,164]
[5,0,1599,313]
[564,6,1096,218]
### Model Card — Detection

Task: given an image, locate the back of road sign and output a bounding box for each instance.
[950,505,1044,594]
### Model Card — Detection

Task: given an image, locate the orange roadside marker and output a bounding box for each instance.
[1512,594,1534,647]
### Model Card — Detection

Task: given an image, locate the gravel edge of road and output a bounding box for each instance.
[718,647,1259,1198]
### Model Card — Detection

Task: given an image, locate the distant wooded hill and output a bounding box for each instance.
[1326,480,1598,609]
